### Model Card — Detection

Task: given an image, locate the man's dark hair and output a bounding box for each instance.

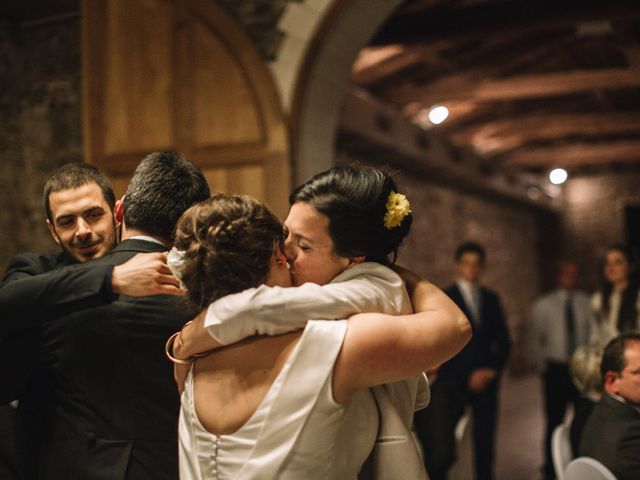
[123,152,210,243]
[43,163,116,221]
[455,241,486,264]
[601,332,640,379]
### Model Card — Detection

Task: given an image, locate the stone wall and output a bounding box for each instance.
[217,0,293,60]
[0,16,82,272]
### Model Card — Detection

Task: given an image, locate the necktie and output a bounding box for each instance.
[470,288,481,324]
[565,295,576,357]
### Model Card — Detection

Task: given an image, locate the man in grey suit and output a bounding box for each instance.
[580,332,640,480]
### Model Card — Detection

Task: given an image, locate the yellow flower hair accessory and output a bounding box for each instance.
[383,191,411,229]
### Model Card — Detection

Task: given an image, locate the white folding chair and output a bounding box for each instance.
[565,457,617,480]
[551,424,573,480]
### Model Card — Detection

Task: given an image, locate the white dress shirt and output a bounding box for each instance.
[590,290,640,346]
[456,278,481,323]
[530,288,591,369]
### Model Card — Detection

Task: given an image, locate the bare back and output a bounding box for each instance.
[193,331,302,435]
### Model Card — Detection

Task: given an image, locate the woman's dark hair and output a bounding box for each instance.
[289,165,412,264]
[598,244,639,333]
[175,194,283,310]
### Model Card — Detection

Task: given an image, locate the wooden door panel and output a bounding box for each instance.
[204,164,266,204]
[188,22,263,147]
[83,0,290,217]
[103,0,174,155]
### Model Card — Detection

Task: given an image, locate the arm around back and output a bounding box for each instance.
[332,277,472,404]
[0,252,114,334]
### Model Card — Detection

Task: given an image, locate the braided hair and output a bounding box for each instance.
[175,194,283,310]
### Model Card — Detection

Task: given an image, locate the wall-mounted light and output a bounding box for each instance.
[549,168,568,185]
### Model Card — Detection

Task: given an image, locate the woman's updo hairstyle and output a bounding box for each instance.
[289,165,412,264]
[174,193,283,310]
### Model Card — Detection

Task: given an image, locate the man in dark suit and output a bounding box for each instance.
[580,333,640,480]
[0,163,182,479]
[1,162,183,400]
[34,151,209,479]
[416,242,511,480]
[1,162,120,480]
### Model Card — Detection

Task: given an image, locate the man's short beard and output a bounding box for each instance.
[54,219,118,262]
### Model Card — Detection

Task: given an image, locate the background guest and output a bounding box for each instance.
[530,261,591,479]
[580,333,640,480]
[415,241,511,480]
[590,244,640,346]
[568,344,603,456]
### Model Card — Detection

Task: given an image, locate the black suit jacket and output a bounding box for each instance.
[38,239,195,480]
[580,393,640,480]
[437,283,511,387]
[1,251,114,403]
[1,250,114,480]
[570,396,596,456]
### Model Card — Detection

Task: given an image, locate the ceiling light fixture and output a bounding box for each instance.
[427,105,449,125]
[549,168,568,185]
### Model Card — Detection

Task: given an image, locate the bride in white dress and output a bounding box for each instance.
[170,169,470,479]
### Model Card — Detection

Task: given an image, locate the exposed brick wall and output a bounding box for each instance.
[562,171,640,291]
[336,152,559,372]
[0,16,82,272]
[401,174,557,372]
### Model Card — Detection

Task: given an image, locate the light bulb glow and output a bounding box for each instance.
[427,105,449,125]
[549,168,568,185]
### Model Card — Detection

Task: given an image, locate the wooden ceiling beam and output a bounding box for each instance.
[502,140,640,167]
[352,38,466,87]
[371,0,640,45]
[352,48,427,86]
[453,113,640,156]
[385,68,640,104]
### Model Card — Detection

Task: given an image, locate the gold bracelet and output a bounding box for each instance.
[165,321,209,364]
[165,331,192,364]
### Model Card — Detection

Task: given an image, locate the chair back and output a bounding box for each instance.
[551,424,573,480]
[565,457,617,480]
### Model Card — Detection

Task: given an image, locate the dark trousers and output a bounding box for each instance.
[415,379,499,480]
[543,361,580,479]
[0,405,19,480]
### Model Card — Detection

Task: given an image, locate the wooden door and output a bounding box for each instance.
[82,0,290,217]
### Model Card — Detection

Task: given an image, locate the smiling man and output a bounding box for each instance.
[44,168,118,262]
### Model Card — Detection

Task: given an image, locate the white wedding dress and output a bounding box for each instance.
[179,263,429,479]
[178,320,377,479]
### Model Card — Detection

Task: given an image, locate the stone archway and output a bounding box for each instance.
[270,0,404,185]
